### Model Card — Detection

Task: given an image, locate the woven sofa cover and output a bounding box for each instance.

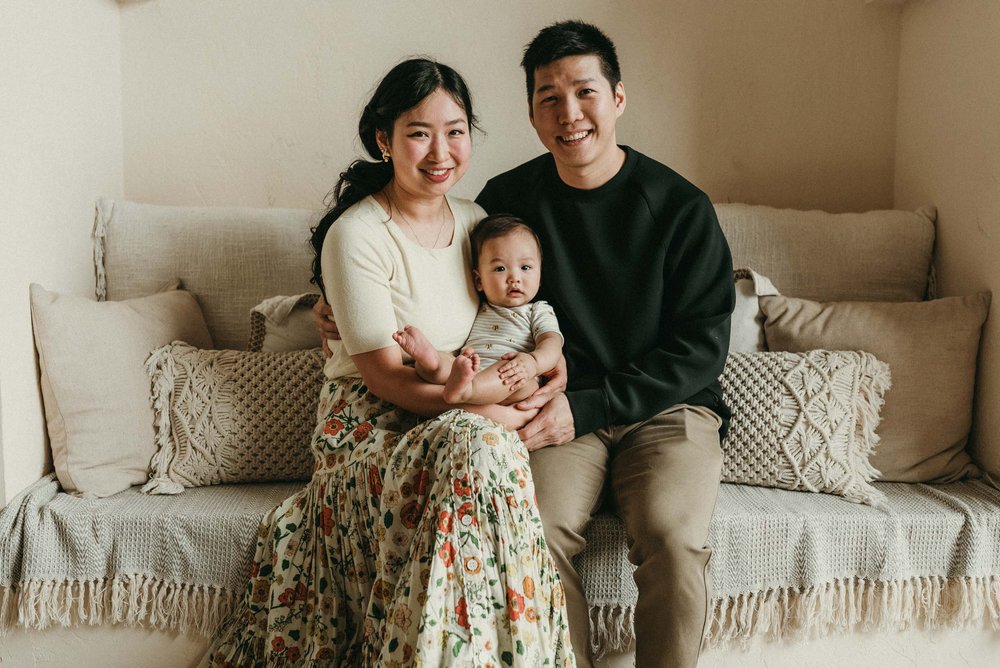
[3,476,999,654]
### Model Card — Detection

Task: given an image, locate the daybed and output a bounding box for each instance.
[2,198,999,667]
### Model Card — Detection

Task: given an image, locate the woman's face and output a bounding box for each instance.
[383,88,472,201]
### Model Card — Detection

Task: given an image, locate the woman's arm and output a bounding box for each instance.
[352,346,537,430]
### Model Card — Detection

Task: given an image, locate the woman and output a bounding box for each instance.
[204,59,575,667]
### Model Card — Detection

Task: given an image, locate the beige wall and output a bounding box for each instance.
[895,1,1000,476]
[0,0,124,504]
[119,0,901,213]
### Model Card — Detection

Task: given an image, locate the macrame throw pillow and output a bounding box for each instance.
[720,350,891,506]
[142,342,324,494]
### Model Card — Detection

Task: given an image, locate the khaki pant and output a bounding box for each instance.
[530,404,723,668]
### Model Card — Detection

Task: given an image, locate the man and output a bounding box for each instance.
[475,21,734,668]
[317,21,733,666]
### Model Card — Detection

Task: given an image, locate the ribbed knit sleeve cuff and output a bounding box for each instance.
[566,387,608,438]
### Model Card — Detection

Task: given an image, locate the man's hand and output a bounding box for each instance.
[312,296,339,357]
[517,392,574,452]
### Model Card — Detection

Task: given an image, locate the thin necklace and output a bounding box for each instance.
[386,190,448,249]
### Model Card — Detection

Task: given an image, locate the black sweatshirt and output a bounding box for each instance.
[476,146,734,437]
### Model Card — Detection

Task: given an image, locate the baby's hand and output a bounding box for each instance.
[498,352,538,389]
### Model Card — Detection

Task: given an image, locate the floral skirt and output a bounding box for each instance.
[204,378,575,667]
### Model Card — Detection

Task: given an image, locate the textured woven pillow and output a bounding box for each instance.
[720,350,891,506]
[142,342,324,494]
[247,293,321,352]
[30,282,212,498]
[761,293,990,483]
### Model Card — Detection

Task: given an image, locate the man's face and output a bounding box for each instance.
[529,54,626,181]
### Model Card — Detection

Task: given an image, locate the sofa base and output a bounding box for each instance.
[3,625,999,667]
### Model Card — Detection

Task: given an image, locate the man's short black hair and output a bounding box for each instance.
[520,20,621,105]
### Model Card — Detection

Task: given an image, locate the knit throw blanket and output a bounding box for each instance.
[3,475,1000,654]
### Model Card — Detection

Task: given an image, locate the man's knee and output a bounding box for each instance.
[627,511,713,567]
[530,438,607,560]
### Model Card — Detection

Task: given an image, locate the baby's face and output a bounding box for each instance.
[474,230,542,308]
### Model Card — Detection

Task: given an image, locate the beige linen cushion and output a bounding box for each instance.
[247,293,322,352]
[29,283,213,498]
[716,204,935,302]
[95,198,317,350]
[760,294,991,482]
[721,350,890,506]
[142,342,324,494]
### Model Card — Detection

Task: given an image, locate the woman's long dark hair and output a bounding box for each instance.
[309,58,479,298]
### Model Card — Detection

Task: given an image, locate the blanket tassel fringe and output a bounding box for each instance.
[4,574,999,651]
[588,575,1000,658]
[0,576,235,637]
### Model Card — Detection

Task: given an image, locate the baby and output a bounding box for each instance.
[392,214,563,406]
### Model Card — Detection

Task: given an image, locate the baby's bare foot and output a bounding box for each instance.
[393,325,440,373]
[443,351,478,404]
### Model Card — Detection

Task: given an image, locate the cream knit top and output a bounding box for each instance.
[321,195,483,379]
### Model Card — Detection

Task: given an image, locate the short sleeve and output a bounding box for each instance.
[530,301,562,341]
[321,208,398,356]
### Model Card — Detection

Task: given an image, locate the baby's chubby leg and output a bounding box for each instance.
[393,325,454,384]
[443,355,540,406]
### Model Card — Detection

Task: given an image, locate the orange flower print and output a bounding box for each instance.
[251,579,268,604]
[393,605,413,631]
[321,506,335,536]
[368,465,383,495]
[372,578,391,602]
[455,596,470,629]
[506,587,526,621]
[453,475,472,497]
[438,510,453,533]
[483,431,500,446]
[353,422,373,442]
[323,418,344,436]
[271,636,286,653]
[400,500,421,529]
[286,647,301,662]
[438,541,456,567]
[278,587,295,606]
[522,576,535,598]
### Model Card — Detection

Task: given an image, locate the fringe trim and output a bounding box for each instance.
[6,575,999,650]
[0,576,235,637]
[589,604,634,659]
[853,352,891,508]
[587,575,1000,656]
[142,344,185,495]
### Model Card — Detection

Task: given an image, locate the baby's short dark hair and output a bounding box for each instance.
[470,214,542,268]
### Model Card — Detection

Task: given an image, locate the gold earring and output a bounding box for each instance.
[381,147,391,162]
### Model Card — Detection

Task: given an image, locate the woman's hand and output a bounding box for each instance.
[312,296,340,357]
